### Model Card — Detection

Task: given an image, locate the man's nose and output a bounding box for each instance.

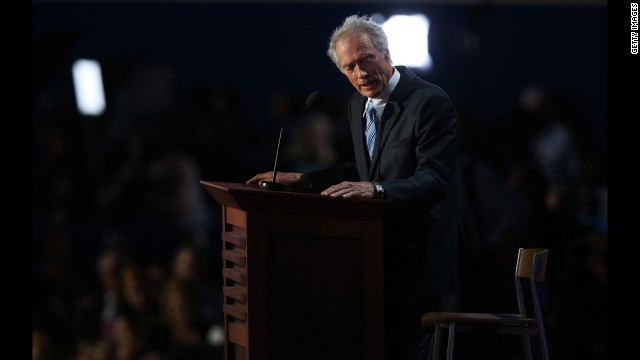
[357,65,367,77]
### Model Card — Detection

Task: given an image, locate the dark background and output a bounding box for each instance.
[32,1,608,155]
[31,1,611,359]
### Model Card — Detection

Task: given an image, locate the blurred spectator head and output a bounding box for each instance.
[121,263,153,316]
[171,243,200,281]
[112,312,142,360]
[33,328,54,360]
[158,278,204,344]
[97,248,124,296]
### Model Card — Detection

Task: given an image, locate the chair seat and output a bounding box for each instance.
[421,312,538,326]
[420,249,550,360]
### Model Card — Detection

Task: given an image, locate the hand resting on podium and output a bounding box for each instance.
[246,171,311,189]
[246,171,377,199]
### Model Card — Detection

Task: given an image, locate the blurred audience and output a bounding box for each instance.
[170,242,224,328]
[282,111,338,173]
[71,247,126,347]
[158,278,220,359]
[120,263,158,322]
[33,327,56,360]
[111,310,144,360]
[74,340,114,360]
[32,67,606,360]
[445,83,607,359]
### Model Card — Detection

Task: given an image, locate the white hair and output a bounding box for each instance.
[327,14,389,70]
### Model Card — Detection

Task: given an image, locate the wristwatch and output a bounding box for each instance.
[371,182,386,200]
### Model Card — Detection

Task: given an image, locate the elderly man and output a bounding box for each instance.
[248,14,461,359]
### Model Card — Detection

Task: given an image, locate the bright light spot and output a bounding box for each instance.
[382,14,432,70]
[72,59,106,116]
[206,324,225,346]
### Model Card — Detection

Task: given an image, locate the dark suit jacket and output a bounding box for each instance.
[307,66,460,302]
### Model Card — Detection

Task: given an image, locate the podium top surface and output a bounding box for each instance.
[200,181,385,221]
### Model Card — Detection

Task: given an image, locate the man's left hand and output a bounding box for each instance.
[321,181,375,199]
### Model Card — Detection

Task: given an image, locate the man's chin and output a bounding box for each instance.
[358,86,381,98]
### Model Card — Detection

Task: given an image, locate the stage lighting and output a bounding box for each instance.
[72,59,106,116]
[382,14,432,70]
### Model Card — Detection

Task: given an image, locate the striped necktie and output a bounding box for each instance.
[365,101,377,159]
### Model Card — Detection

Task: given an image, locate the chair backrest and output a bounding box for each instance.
[513,248,549,320]
[516,248,549,282]
[514,248,551,359]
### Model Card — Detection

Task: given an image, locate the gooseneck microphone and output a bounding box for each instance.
[259,91,334,191]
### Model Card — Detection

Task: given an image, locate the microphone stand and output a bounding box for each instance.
[259,91,323,191]
[259,124,287,191]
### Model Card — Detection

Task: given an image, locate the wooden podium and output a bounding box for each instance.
[200,181,386,360]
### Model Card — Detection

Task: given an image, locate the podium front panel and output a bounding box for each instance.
[201,182,385,360]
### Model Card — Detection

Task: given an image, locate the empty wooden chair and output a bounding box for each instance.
[421,248,550,360]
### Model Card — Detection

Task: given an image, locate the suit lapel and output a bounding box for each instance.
[368,101,401,178]
[351,96,370,179]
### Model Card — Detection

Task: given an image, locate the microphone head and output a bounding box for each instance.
[306,91,337,111]
[306,91,323,108]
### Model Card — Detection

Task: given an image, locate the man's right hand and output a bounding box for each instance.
[246,172,312,189]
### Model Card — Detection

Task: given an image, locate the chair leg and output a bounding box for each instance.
[446,322,456,360]
[538,329,550,360]
[432,325,441,360]
[521,334,532,360]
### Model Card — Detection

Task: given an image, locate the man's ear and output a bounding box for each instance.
[383,48,391,62]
